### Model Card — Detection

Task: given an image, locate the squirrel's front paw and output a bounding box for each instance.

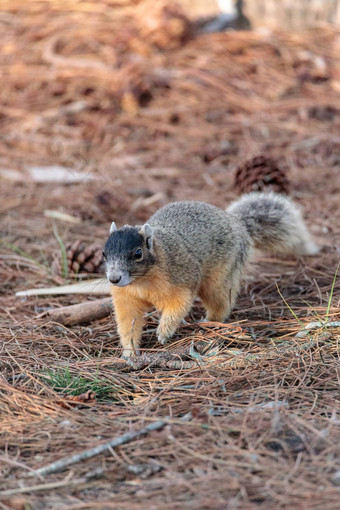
[157,325,174,345]
[157,333,171,345]
[157,316,181,345]
[122,347,140,359]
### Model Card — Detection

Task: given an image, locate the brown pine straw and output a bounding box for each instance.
[0,1,340,508]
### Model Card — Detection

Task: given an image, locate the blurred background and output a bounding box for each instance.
[1,0,339,285]
[184,0,340,29]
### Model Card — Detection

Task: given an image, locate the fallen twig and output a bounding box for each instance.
[295,320,340,338]
[39,297,112,326]
[28,413,191,477]
[112,334,327,372]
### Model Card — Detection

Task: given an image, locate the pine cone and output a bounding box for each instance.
[136,1,192,50]
[233,155,290,195]
[66,240,103,275]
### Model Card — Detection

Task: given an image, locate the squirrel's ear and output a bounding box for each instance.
[141,223,153,250]
[110,221,117,235]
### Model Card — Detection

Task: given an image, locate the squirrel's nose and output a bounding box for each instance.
[109,275,121,285]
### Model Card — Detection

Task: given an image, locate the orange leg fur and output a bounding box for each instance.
[199,269,241,322]
[111,288,150,357]
[202,288,236,322]
[156,288,193,345]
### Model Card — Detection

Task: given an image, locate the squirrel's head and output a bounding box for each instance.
[103,222,155,287]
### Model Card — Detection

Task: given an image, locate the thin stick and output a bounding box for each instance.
[30,415,191,477]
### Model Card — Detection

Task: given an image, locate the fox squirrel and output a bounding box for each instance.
[103,192,318,357]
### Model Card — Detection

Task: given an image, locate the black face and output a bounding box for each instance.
[103,226,155,287]
[104,227,144,260]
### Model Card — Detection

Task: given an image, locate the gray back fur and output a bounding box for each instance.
[149,201,250,287]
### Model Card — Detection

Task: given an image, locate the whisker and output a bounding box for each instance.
[84,278,110,293]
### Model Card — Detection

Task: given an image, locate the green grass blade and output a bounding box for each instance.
[276,282,304,327]
[326,261,340,320]
[52,222,68,279]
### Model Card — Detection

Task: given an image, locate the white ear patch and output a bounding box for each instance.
[141,223,154,250]
[110,221,117,234]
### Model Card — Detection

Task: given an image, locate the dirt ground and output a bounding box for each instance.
[1,1,340,509]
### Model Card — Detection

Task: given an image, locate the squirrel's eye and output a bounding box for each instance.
[102,251,106,260]
[135,248,143,260]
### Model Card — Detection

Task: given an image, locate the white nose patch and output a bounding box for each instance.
[106,260,117,279]
[106,260,120,274]
[106,260,132,287]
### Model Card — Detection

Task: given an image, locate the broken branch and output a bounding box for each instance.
[41,297,112,326]
[30,414,191,477]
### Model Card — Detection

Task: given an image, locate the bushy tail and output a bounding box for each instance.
[226,192,319,256]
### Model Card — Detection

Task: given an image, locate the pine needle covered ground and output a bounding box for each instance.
[0,1,339,509]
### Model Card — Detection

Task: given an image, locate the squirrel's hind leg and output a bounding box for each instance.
[156,288,194,345]
[199,267,242,323]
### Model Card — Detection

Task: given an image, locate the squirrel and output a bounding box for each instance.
[103,192,319,358]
